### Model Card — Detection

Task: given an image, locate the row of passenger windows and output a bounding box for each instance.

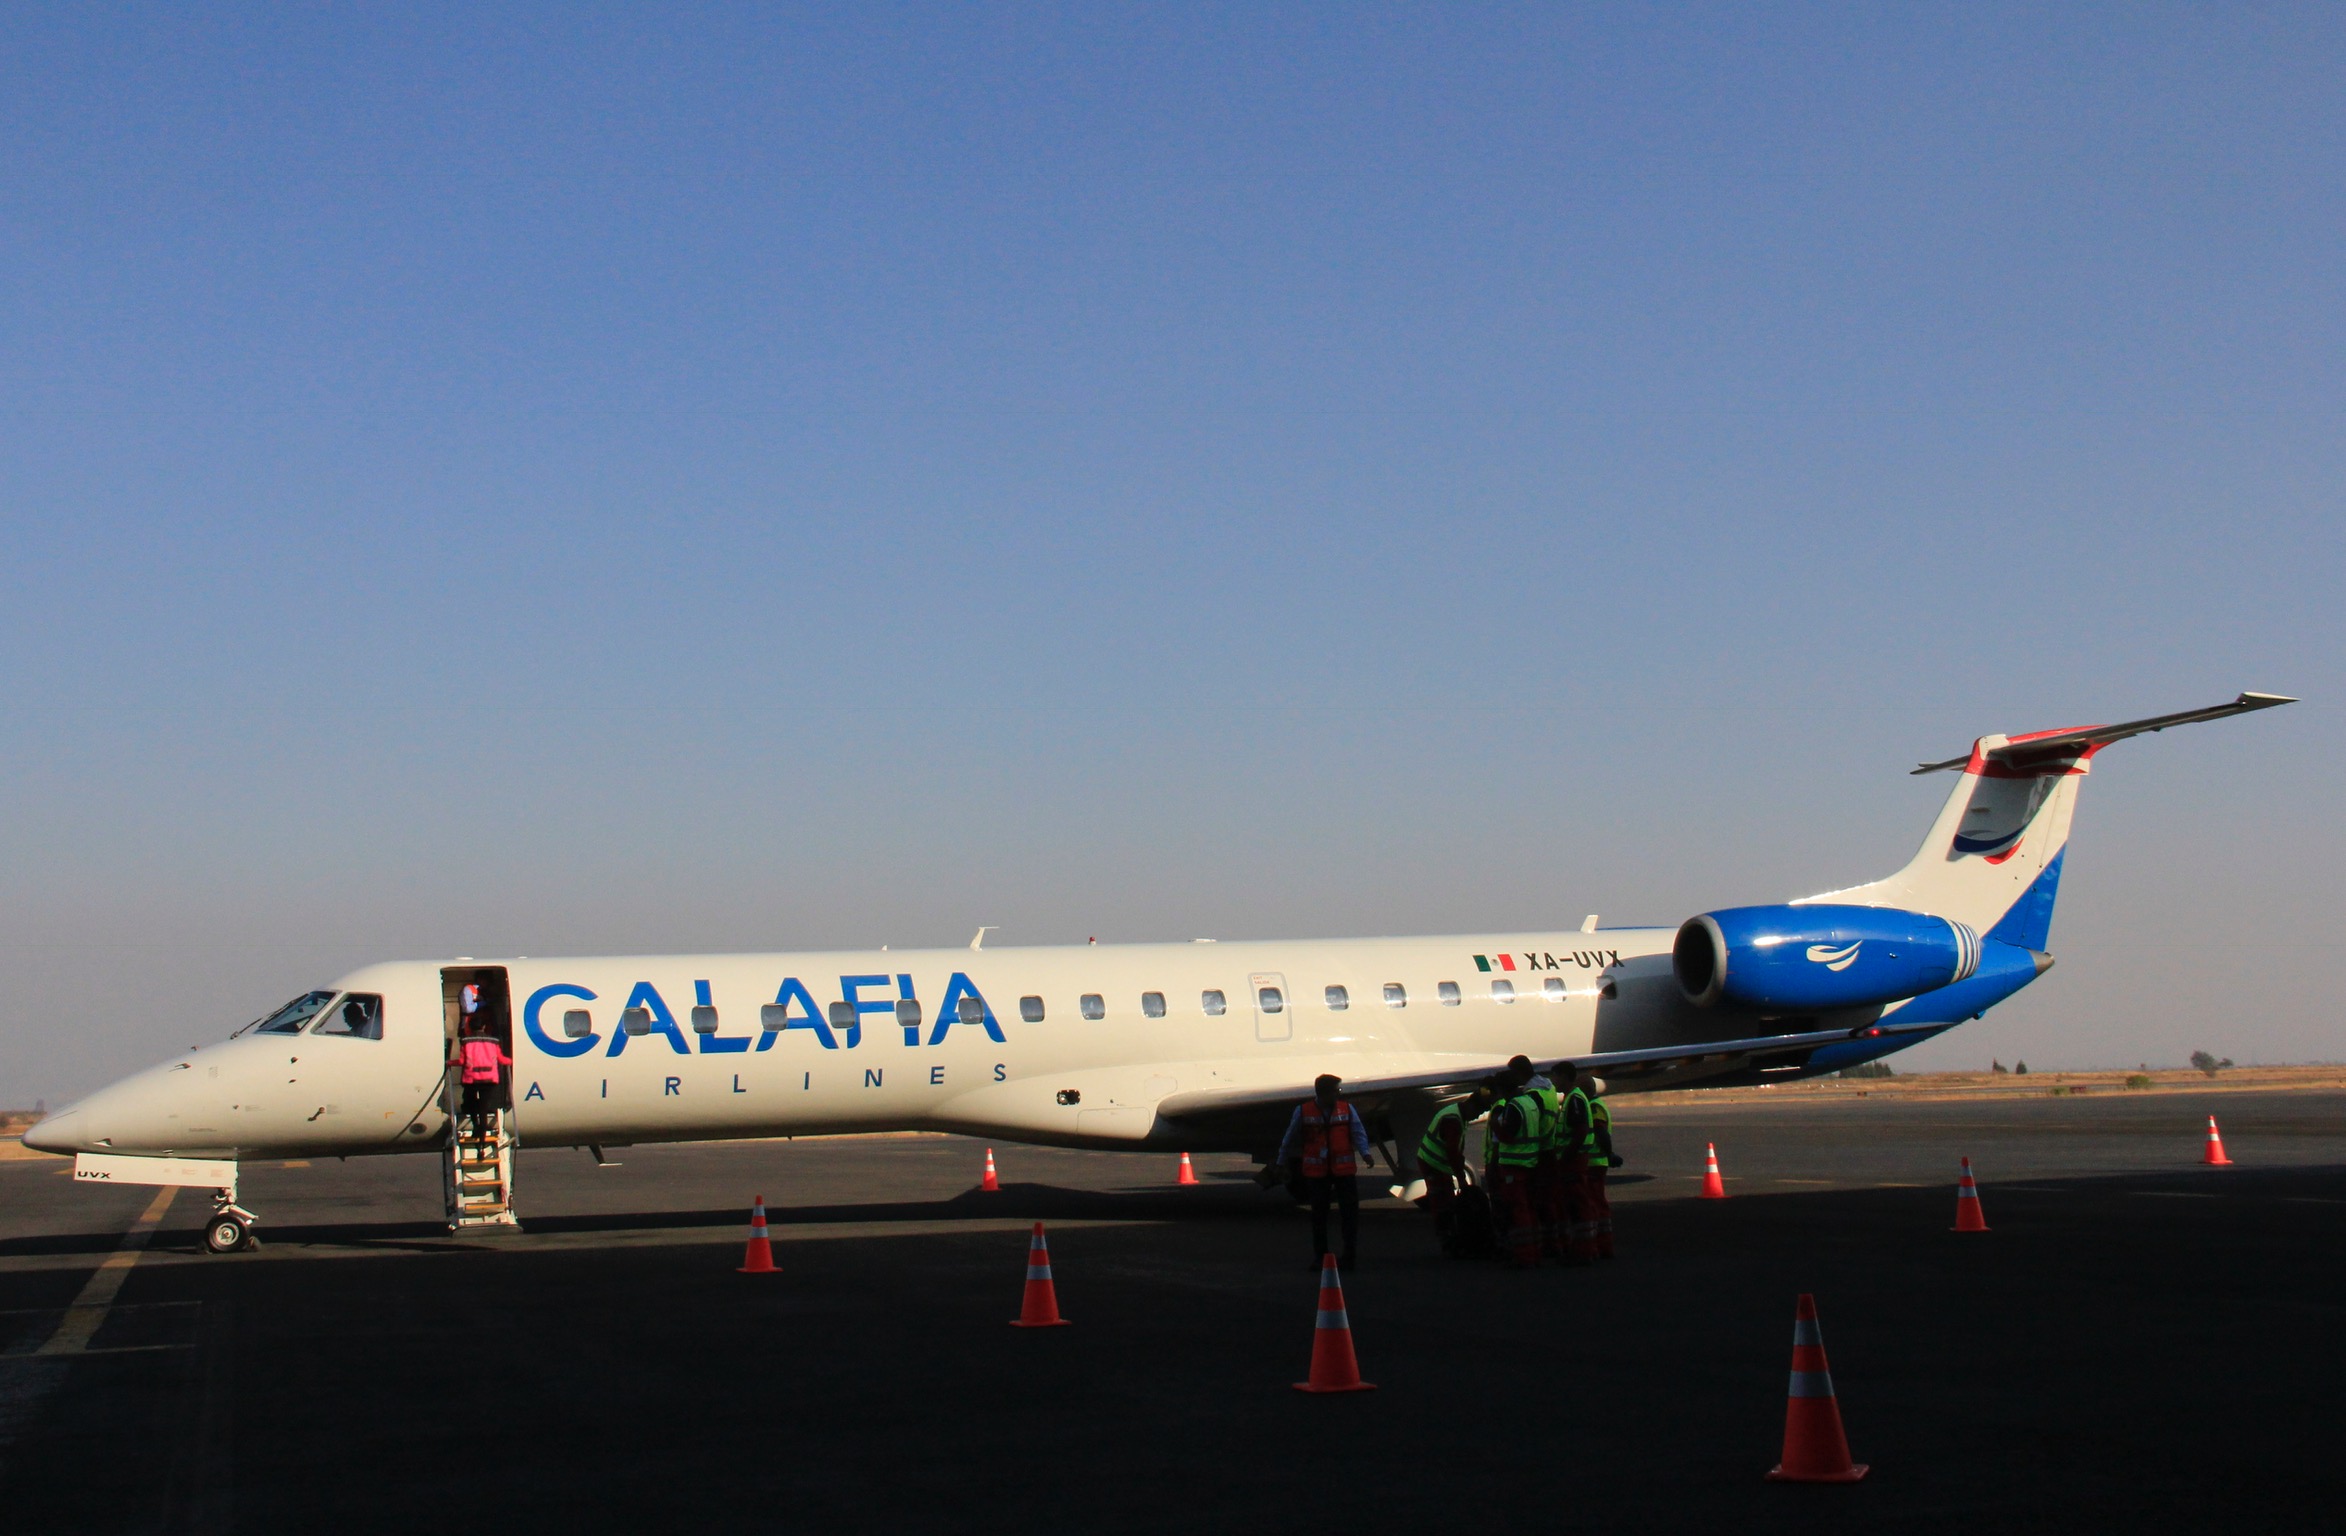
[1011,976,1575,1023]
[575,975,1592,1037]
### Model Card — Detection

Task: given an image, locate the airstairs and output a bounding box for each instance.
[445,1108,518,1230]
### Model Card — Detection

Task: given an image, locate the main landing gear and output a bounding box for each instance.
[204,1194,260,1254]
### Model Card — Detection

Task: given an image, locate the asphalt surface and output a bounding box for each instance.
[2,1088,2341,1534]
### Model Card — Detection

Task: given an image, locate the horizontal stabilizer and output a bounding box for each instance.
[1913,692,2295,774]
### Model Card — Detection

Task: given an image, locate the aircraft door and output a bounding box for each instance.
[1250,972,1291,1043]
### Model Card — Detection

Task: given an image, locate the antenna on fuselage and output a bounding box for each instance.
[970,926,997,951]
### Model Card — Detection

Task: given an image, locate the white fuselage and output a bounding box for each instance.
[38,931,1677,1161]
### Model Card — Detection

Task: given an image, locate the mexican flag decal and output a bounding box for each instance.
[1473,953,1517,972]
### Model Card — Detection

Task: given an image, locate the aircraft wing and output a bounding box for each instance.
[1151,1022,1868,1121]
[1912,691,2295,774]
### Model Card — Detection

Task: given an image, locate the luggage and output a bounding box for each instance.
[1446,1168,1497,1260]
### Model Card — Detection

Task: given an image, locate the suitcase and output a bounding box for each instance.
[1446,1169,1497,1260]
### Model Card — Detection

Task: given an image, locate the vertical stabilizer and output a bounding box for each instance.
[1797,693,2292,942]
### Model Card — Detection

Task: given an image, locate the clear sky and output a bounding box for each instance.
[3,4,2338,1103]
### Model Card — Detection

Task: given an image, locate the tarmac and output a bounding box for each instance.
[1,1088,2340,1534]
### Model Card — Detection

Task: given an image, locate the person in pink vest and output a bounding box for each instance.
[456,984,511,1127]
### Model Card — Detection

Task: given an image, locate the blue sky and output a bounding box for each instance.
[3,4,2338,1100]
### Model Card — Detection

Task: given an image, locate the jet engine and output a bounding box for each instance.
[1672,903,1980,1012]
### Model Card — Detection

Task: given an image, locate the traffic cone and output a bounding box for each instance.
[737,1195,779,1274]
[1176,1152,1199,1186]
[1701,1143,1728,1199]
[1292,1254,1376,1393]
[1765,1294,1868,1483]
[2202,1116,2233,1166]
[981,1147,1001,1192]
[1009,1222,1071,1327]
[1952,1157,1989,1232]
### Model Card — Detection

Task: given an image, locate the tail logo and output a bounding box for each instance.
[1805,941,1862,972]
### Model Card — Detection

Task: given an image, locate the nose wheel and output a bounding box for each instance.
[204,1199,260,1254]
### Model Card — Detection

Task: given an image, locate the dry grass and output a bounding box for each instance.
[1632,1063,2346,1106]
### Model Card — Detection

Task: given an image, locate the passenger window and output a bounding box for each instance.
[1202,989,1227,1016]
[1080,993,1105,1021]
[1020,996,1046,1024]
[315,993,382,1039]
[759,1004,787,1031]
[1141,991,1166,1018]
[826,1000,858,1032]
[1544,977,1566,1001]
[691,1005,720,1034]
[1383,983,1407,1008]
[564,1009,595,1038]
[255,990,336,1034]
[622,1006,655,1036]
[959,996,987,1025]
[1325,985,1349,1011]
[1438,981,1461,1007]
[894,998,923,1029]
[1257,986,1284,1014]
[1492,979,1516,1004]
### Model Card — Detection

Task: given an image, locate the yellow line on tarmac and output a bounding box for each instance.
[37,1187,177,1356]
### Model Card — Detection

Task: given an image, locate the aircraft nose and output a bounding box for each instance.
[20,1106,85,1155]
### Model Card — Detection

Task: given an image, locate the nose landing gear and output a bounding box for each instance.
[204,1194,260,1253]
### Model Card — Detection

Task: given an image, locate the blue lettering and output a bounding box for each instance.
[601,1079,608,1098]
[664,1076,681,1096]
[801,1071,809,1090]
[897,973,919,1047]
[842,975,894,1047]
[994,1062,1007,1082]
[732,1074,747,1094]
[929,1065,944,1085]
[522,984,599,1058]
[760,977,838,1050]
[694,977,748,1055]
[932,973,1007,1045]
[524,1081,545,1101]
[864,1068,883,1088]
[606,981,691,1057]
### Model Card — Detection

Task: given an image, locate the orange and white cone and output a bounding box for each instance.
[1952,1157,1989,1232]
[1701,1143,1728,1199]
[1293,1254,1376,1393]
[1765,1294,1868,1483]
[1176,1152,1199,1187]
[2202,1116,2233,1166]
[737,1195,779,1274]
[981,1147,1001,1192]
[1009,1221,1071,1327]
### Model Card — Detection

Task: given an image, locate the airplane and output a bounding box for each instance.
[26,692,2294,1253]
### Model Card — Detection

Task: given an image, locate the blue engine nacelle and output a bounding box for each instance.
[1673,904,1981,1012]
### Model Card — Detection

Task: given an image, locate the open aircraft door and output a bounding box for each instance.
[439,966,519,1230]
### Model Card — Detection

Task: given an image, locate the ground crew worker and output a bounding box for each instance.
[1276,1074,1376,1271]
[1556,1067,1598,1266]
[1517,1056,1566,1261]
[1414,1088,1490,1256]
[1587,1079,1620,1260]
[457,1018,511,1131]
[1480,1062,1544,1269]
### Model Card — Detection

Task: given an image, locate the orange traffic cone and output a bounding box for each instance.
[2202,1116,2233,1166]
[737,1195,779,1274]
[981,1147,1001,1191]
[1952,1157,1989,1232]
[1009,1221,1071,1327]
[1765,1294,1868,1483]
[1701,1143,1728,1199]
[1176,1152,1199,1186]
[1293,1254,1377,1393]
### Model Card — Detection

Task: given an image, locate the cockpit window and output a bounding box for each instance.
[249,991,336,1035]
[314,993,383,1039]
